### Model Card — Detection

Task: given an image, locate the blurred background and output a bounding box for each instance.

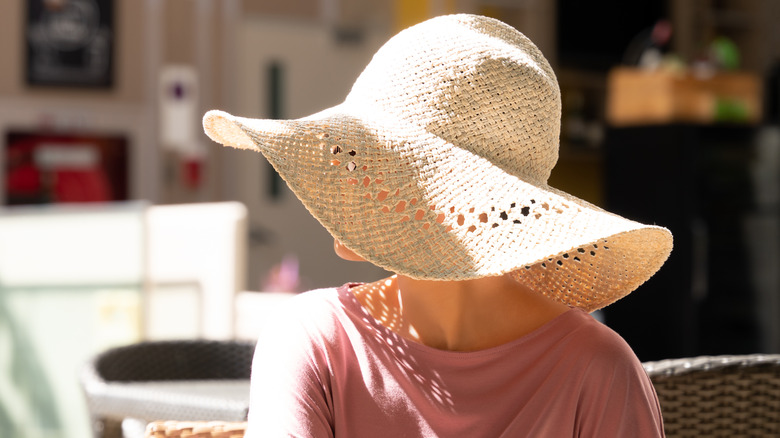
[1,0,780,436]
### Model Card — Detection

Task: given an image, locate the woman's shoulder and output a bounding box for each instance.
[284,286,341,309]
[261,286,345,330]
[555,309,644,366]
[257,283,375,347]
[559,311,663,436]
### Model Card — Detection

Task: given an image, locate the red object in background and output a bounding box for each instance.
[182,157,202,190]
[4,132,128,205]
[54,169,112,202]
[7,164,41,195]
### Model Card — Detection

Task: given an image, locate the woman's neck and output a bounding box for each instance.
[351,274,570,352]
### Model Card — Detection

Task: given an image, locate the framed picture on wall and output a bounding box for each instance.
[25,0,114,88]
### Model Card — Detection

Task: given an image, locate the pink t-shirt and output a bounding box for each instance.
[247,284,664,437]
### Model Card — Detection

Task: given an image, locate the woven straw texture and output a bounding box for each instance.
[644,354,780,437]
[203,14,673,311]
[145,421,247,438]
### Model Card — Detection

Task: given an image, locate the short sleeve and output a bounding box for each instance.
[245,297,336,438]
[574,327,665,438]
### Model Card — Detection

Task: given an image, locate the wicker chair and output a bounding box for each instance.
[643,354,780,437]
[80,340,254,438]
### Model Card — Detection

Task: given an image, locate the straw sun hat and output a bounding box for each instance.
[203,14,672,312]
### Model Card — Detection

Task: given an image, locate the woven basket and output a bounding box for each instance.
[145,421,247,438]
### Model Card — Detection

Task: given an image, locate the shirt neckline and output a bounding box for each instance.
[336,282,583,359]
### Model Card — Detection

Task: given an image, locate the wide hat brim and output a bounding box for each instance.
[204,106,672,312]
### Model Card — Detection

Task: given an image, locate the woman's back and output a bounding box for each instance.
[248,285,664,437]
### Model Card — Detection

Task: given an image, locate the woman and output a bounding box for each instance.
[204,14,672,437]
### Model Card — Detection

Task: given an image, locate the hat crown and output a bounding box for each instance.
[345,14,561,184]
